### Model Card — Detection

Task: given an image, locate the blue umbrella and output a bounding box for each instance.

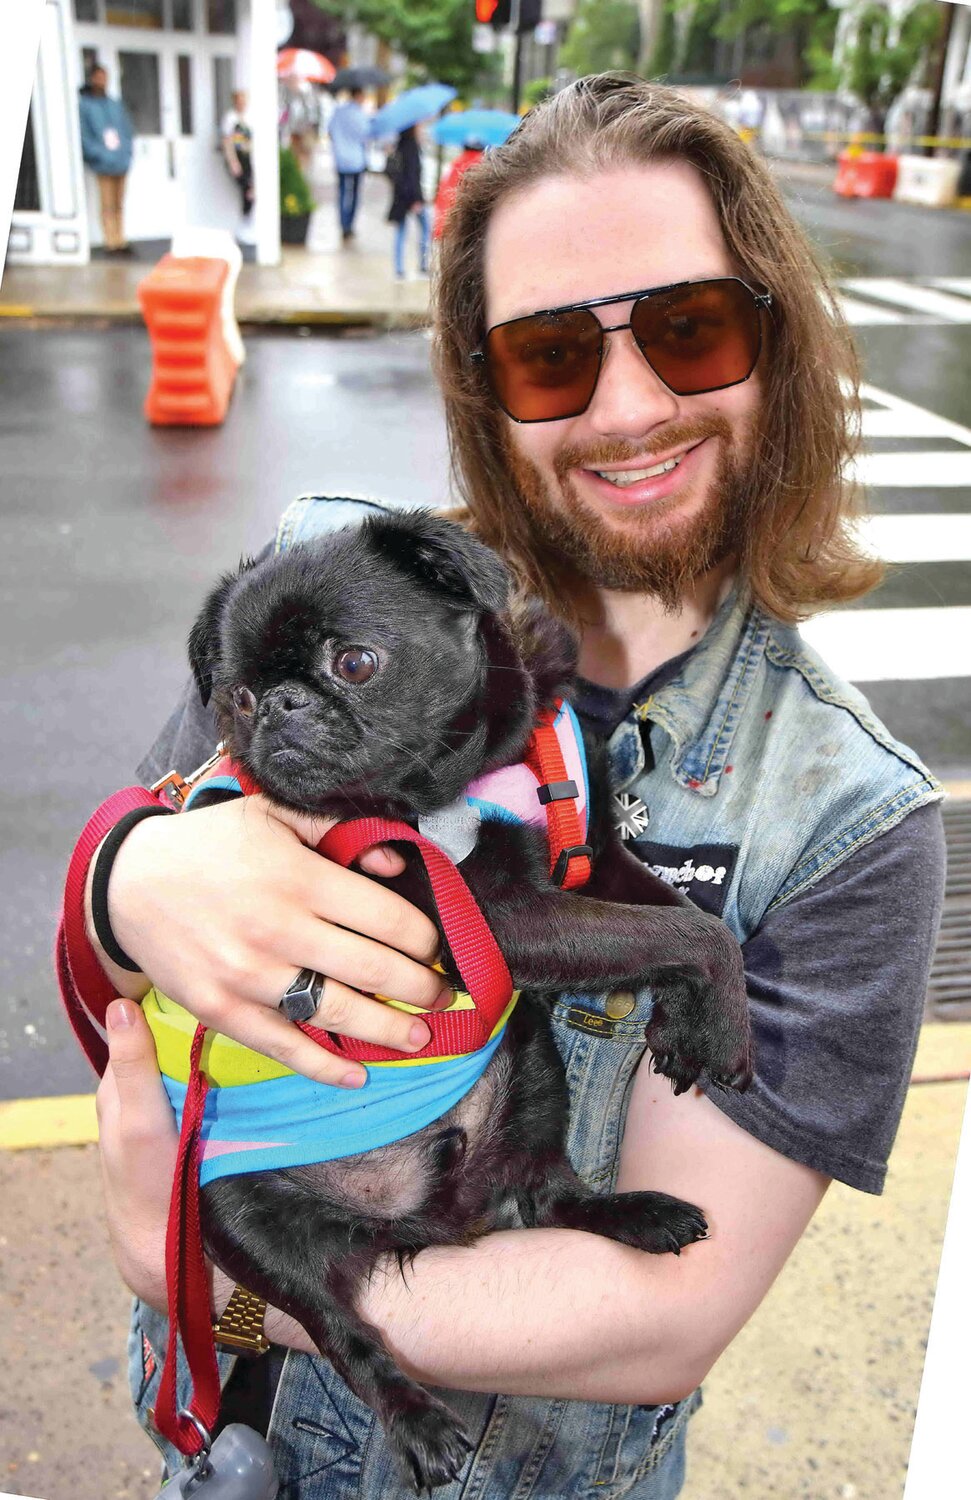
[369,83,458,139]
[431,109,521,149]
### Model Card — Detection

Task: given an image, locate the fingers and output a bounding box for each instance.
[96,998,178,1150]
[299,850,440,966]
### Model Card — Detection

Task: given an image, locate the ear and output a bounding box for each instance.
[187,558,258,706]
[364,509,511,616]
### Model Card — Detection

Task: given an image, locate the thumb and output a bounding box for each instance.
[97,999,176,1144]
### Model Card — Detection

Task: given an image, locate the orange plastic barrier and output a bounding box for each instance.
[833,151,898,200]
[137,255,238,427]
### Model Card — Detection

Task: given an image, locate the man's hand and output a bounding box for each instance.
[89,794,451,1087]
[96,998,177,1310]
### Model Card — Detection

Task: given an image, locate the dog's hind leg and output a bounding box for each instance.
[201,1173,473,1493]
[492,1000,707,1256]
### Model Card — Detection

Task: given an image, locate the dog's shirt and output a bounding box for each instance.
[145,701,589,1184]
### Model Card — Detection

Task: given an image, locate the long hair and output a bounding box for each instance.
[432,73,883,625]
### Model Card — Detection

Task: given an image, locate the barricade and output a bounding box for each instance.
[137,256,238,427]
[893,155,961,209]
[833,151,898,199]
[170,228,245,367]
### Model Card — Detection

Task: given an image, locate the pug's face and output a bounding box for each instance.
[188,512,519,816]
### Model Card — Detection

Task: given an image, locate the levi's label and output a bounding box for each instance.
[630,841,739,917]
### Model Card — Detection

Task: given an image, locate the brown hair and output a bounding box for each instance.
[432,72,883,625]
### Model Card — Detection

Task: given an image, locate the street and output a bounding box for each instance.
[1,179,969,1103]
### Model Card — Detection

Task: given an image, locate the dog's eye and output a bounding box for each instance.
[334,647,379,684]
[232,686,257,716]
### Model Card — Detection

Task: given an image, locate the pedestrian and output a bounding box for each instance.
[327,85,369,242]
[77,63,133,255]
[386,124,430,279]
[220,88,253,218]
[433,135,485,240]
[63,73,945,1499]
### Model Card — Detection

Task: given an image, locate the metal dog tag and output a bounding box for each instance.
[154,1425,279,1499]
[418,796,480,865]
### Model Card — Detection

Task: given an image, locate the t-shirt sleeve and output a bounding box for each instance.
[136,674,221,788]
[701,801,946,1194]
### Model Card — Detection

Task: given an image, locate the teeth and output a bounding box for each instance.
[596,456,682,487]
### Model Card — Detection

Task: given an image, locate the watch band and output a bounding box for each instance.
[212,1283,270,1356]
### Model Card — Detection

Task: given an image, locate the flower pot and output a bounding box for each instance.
[281,212,310,245]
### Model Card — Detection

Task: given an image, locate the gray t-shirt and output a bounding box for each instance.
[139,670,945,1197]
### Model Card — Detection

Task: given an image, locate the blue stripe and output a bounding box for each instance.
[162,1022,508,1184]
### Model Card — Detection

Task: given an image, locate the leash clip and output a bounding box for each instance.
[151,745,226,808]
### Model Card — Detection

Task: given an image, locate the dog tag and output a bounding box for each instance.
[418,797,480,865]
[154,1425,279,1499]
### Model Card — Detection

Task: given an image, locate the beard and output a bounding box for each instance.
[501,414,756,615]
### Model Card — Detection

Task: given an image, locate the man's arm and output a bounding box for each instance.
[100,1003,826,1406]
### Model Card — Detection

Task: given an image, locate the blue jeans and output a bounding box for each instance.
[394,204,430,277]
[337,171,362,234]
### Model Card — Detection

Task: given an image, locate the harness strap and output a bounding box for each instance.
[524,707,592,890]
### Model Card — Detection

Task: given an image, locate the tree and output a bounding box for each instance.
[559,0,641,77]
[314,0,496,94]
[840,1,942,128]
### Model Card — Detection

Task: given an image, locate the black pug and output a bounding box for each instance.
[185,508,752,1493]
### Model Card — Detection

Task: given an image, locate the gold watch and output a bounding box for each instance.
[212,1282,270,1356]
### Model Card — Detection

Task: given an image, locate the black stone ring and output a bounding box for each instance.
[279,968,325,1023]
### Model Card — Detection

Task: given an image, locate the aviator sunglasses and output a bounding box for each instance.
[472,276,772,424]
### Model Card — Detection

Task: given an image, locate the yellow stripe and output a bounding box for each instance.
[144,988,520,1086]
[0,1094,98,1150]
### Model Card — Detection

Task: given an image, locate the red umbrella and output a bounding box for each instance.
[276,48,336,85]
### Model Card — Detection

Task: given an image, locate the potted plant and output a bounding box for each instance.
[280,147,315,245]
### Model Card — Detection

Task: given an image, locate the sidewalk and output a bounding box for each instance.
[1,1023,968,1500]
[0,142,431,329]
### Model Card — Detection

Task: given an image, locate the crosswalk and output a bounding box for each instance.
[801,382,971,684]
[837,277,971,325]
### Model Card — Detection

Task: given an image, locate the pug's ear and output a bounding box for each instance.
[187,558,257,706]
[365,509,511,615]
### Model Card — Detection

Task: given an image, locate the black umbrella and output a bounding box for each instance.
[329,65,390,93]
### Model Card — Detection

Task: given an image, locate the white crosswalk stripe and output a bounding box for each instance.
[810,382,971,683]
[836,277,971,325]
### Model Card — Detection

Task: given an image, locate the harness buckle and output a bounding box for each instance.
[551,843,593,888]
[537,778,578,806]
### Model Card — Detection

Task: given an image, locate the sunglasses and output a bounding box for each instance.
[472,276,772,424]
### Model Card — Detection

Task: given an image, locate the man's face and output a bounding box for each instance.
[233,91,247,112]
[482,162,762,609]
[91,69,107,93]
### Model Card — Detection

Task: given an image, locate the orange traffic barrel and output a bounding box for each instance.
[834,150,898,200]
[137,256,238,427]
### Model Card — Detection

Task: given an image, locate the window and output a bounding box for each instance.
[172,0,193,27]
[119,50,162,134]
[14,106,40,212]
[105,0,163,26]
[80,46,100,80]
[74,0,99,21]
[178,55,194,135]
[213,55,234,129]
[206,0,236,35]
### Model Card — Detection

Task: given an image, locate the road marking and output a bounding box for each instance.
[926,277,971,299]
[801,606,971,681]
[857,514,971,562]
[859,384,971,448]
[841,278,971,323]
[838,294,919,325]
[851,451,971,487]
[0,1093,97,1150]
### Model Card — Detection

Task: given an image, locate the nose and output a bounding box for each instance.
[586,327,680,440]
[264,683,311,729]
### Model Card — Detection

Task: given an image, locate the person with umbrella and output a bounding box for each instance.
[433,135,485,240]
[327,86,370,243]
[386,124,430,279]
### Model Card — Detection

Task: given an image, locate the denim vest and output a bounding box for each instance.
[129,495,941,1498]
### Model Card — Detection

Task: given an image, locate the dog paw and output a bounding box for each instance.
[645,970,752,1095]
[602,1190,709,1255]
[390,1396,474,1494]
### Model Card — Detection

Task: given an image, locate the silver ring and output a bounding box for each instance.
[279,968,325,1022]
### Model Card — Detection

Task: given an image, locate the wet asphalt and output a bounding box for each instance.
[1,180,969,1100]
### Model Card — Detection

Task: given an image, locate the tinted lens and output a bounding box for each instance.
[630,279,762,396]
[483,308,603,422]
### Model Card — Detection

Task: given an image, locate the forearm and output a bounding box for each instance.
[263,1226,705,1406]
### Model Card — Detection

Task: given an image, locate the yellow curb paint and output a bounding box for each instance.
[0,305,35,317]
[0,1093,97,1150]
[943,780,971,801]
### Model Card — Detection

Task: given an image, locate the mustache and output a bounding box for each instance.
[553,416,732,480]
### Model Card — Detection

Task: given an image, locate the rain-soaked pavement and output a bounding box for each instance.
[2,182,970,1100]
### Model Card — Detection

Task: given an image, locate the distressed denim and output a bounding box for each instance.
[128,494,941,1497]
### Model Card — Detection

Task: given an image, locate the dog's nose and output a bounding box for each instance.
[279,686,310,713]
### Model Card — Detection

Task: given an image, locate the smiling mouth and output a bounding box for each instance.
[594,455,684,487]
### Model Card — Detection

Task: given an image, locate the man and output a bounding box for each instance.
[79,76,944,1497]
[328,86,370,241]
[78,64,133,255]
[220,88,253,218]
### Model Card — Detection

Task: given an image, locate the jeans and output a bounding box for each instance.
[337,171,362,234]
[394,204,430,277]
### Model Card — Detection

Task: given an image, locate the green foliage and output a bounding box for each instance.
[843,1,941,112]
[316,0,494,94]
[560,0,641,77]
[523,76,553,107]
[279,147,315,216]
[649,0,838,85]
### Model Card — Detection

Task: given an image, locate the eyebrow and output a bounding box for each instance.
[494,275,748,328]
